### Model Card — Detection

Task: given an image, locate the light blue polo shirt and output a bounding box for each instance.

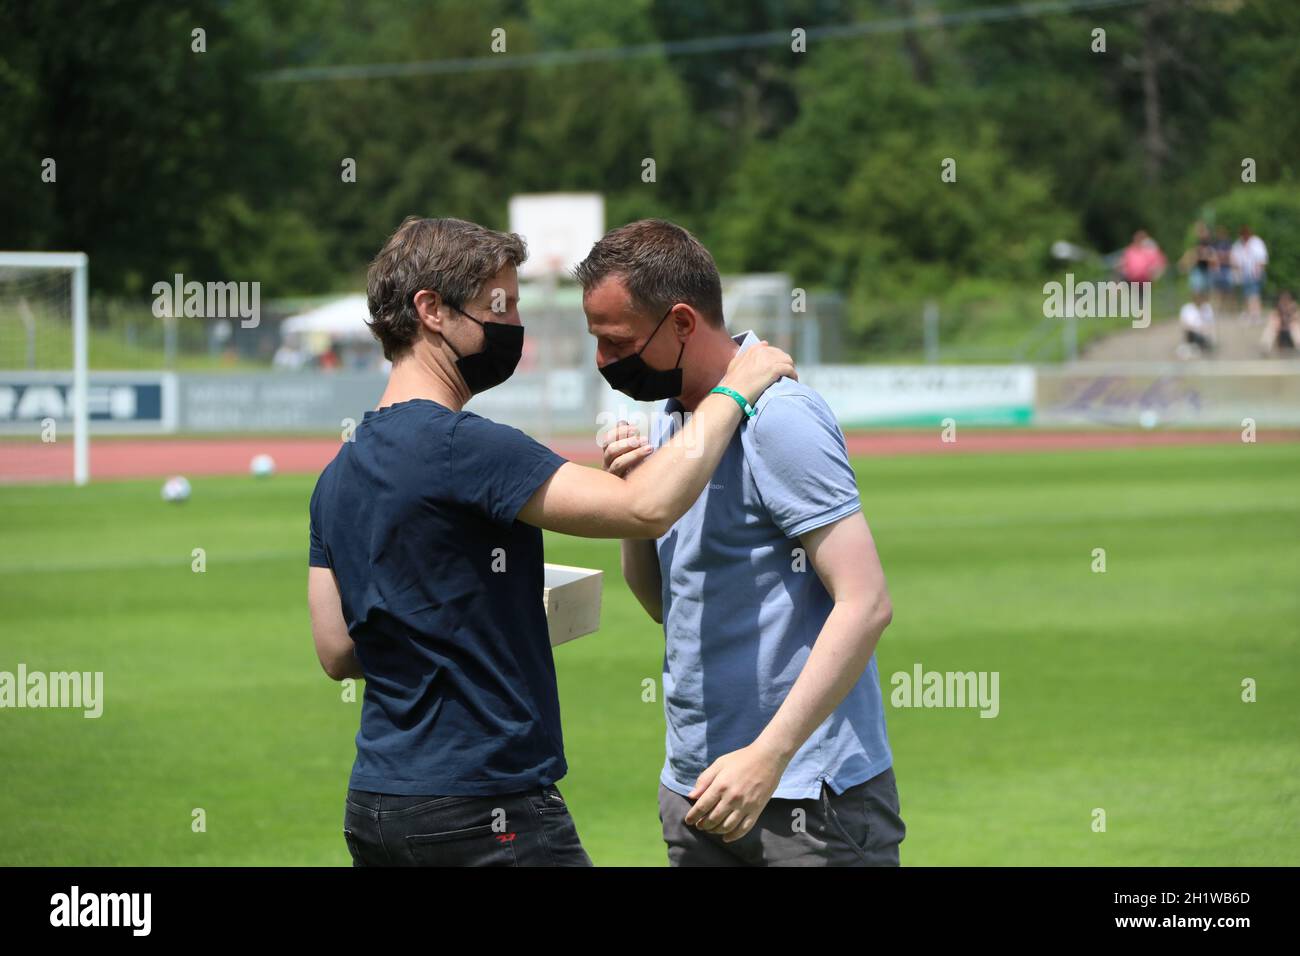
[651,330,893,800]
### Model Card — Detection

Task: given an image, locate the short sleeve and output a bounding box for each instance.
[448,412,567,527]
[745,392,862,538]
[308,483,330,567]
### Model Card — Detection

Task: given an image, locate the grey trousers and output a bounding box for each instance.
[658,766,905,866]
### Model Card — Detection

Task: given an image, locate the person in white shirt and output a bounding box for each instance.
[1177,296,1216,357]
[1229,227,1269,321]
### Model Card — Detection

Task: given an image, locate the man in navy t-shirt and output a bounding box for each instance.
[309,402,568,796]
[307,216,796,866]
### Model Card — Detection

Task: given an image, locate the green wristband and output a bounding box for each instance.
[710,385,756,418]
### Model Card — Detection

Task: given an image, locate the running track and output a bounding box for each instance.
[3,429,1297,483]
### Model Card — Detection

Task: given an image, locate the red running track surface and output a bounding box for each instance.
[3,429,1296,483]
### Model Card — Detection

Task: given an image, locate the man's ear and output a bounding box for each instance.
[670,304,699,341]
[412,289,444,336]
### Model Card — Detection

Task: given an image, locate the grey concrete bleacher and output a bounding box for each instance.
[1082,310,1299,363]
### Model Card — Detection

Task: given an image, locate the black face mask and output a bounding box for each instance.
[599,306,685,401]
[444,302,524,395]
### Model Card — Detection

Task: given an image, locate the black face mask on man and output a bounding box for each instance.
[599,305,685,401]
[442,300,524,395]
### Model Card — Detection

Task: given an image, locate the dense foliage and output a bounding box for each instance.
[2,0,1295,354]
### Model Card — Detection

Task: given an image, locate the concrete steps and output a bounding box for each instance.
[1082,309,1291,363]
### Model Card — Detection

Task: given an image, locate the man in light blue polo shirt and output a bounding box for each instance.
[576,220,904,866]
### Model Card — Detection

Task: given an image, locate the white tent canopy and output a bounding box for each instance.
[281,294,374,342]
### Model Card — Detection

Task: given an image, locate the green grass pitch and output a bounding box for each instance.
[1,442,1297,865]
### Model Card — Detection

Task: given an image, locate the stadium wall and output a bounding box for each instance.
[2,364,1298,436]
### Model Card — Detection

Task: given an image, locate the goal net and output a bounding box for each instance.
[0,252,89,485]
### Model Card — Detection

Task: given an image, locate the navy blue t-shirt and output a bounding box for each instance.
[308,398,568,795]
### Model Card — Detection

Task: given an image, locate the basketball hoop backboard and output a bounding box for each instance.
[509,193,605,280]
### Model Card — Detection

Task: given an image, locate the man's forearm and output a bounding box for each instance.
[621,538,663,623]
[754,597,891,763]
[331,648,365,682]
[624,392,742,533]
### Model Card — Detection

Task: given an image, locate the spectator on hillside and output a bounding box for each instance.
[1230,226,1269,322]
[1119,229,1167,320]
[1180,221,1216,299]
[1211,224,1236,316]
[1261,291,1299,355]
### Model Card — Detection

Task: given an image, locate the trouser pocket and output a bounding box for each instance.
[822,769,905,867]
[525,785,593,867]
[405,824,520,866]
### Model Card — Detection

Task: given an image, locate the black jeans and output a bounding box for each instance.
[343,784,593,866]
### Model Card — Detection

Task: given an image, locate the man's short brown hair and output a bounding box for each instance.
[366,216,527,360]
[572,219,724,327]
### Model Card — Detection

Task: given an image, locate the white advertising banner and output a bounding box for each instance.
[802,365,1037,427]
